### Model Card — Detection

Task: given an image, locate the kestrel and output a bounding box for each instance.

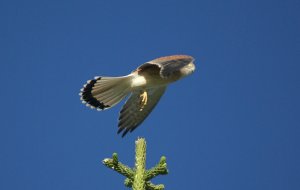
[79,55,196,137]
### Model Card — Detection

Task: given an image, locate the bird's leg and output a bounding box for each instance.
[139,91,148,111]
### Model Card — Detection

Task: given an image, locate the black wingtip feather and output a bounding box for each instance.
[117,127,128,138]
[117,123,140,137]
[117,127,124,134]
[121,130,129,137]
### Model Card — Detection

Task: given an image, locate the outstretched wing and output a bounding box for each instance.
[118,86,167,137]
[138,55,194,78]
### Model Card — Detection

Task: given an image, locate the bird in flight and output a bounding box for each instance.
[79,55,196,137]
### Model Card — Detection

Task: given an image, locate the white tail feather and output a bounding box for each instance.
[80,75,132,110]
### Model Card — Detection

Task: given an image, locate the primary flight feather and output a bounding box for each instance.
[79,55,196,137]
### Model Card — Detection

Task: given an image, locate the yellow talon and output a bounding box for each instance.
[139,91,148,111]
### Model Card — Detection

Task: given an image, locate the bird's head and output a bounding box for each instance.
[180,59,196,77]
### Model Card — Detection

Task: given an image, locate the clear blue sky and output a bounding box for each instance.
[1,0,299,189]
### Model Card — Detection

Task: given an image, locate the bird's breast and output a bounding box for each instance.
[130,74,165,89]
[131,75,147,88]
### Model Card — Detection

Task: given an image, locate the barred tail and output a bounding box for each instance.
[79,75,132,110]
